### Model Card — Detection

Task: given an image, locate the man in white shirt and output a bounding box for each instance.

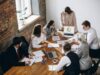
[56,42,80,75]
[82,20,100,58]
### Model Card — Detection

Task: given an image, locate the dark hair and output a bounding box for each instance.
[63,42,71,52]
[47,20,54,28]
[13,37,21,46]
[33,25,41,37]
[20,36,29,46]
[65,7,73,14]
[82,20,91,27]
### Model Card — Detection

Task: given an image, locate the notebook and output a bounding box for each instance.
[63,26,74,37]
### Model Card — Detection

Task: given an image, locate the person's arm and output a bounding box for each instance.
[43,24,47,34]
[61,12,65,26]
[87,32,95,46]
[56,56,71,72]
[72,12,78,33]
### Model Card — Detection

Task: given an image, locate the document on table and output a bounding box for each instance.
[29,56,43,66]
[52,36,60,41]
[20,56,43,66]
[48,43,59,48]
[48,65,57,71]
[33,56,43,63]
[33,50,45,57]
[57,40,65,46]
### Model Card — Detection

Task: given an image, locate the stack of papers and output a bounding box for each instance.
[48,65,57,71]
[20,50,44,66]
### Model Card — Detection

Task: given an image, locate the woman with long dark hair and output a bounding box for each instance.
[31,24,46,48]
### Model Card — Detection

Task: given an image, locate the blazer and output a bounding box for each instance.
[1,45,25,73]
[19,42,29,58]
[71,42,92,70]
[61,11,78,32]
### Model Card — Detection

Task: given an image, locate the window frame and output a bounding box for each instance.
[15,0,40,31]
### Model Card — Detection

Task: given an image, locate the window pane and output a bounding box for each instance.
[32,0,40,15]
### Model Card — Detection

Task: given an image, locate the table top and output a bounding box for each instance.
[4,33,67,75]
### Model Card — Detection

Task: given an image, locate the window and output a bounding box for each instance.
[15,0,40,31]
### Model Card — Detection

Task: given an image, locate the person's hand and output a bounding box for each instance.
[25,60,31,66]
[42,43,47,47]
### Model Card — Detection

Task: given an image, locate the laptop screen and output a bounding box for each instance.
[64,26,74,36]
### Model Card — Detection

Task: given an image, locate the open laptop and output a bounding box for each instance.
[63,26,74,37]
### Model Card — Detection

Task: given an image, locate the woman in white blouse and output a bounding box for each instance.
[31,24,46,48]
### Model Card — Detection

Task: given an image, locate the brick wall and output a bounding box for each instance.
[0,0,46,52]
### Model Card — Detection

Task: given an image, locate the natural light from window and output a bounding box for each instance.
[15,0,40,31]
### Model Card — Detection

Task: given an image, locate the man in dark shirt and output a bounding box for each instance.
[1,37,27,73]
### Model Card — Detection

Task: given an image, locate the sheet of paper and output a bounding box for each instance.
[48,43,59,48]
[52,36,60,41]
[57,40,65,46]
[29,58,35,66]
[33,56,43,63]
[29,56,43,66]
[33,50,45,57]
[48,65,57,71]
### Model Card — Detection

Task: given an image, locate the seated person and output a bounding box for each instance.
[43,20,57,39]
[31,24,46,48]
[19,36,29,58]
[55,42,80,75]
[82,20,100,58]
[0,37,30,73]
[71,34,92,71]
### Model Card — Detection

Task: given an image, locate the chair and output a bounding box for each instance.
[80,59,100,75]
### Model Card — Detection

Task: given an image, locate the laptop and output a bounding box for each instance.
[63,26,74,37]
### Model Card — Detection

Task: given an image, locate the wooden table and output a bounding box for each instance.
[4,59,64,75]
[4,33,67,75]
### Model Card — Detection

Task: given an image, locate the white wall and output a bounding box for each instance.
[46,0,100,37]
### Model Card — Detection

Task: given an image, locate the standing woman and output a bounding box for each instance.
[61,6,78,33]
